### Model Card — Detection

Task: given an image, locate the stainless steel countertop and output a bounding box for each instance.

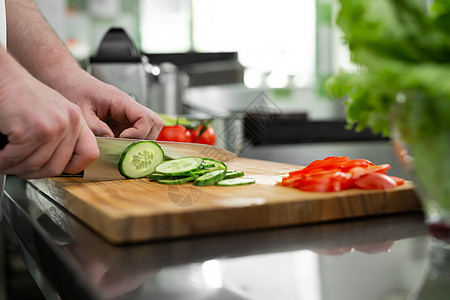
[1,141,448,300]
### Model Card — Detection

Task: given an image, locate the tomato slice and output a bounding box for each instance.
[353,172,397,190]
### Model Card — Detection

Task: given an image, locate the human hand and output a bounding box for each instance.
[0,61,99,178]
[54,70,163,140]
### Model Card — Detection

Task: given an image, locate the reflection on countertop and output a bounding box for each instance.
[3,172,439,300]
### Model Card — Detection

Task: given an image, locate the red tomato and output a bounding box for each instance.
[189,125,216,145]
[156,125,191,143]
[353,172,397,190]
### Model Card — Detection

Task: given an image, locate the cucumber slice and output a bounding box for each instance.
[193,169,227,186]
[216,178,256,186]
[155,157,204,176]
[190,169,210,177]
[224,170,244,179]
[203,158,227,170]
[150,169,208,184]
[118,141,164,179]
[157,176,196,185]
[148,172,178,181]
[200,163,216,169]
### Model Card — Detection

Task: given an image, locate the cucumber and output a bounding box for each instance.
[224,170,244,179]
[157,176,196,185]
[190,169,211,177]
[200,163,216,169]
[155,157,204,176]
[118,141,164,179]
[148,172,179,181]
[149,168,219,183]
[203,158,227,170]
[143,156,253,187]
[193,169,227,186]
[216,178,256,186]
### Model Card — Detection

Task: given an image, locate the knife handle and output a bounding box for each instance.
[0,134,7,150]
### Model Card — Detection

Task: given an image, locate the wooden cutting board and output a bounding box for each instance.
[29,158,421,244]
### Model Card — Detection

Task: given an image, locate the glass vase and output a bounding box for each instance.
[391,91,450,242]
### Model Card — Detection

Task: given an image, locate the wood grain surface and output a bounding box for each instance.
[29,158,421,244]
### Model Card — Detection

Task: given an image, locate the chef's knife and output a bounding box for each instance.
[0,134,237,180]
[83,137,237,181]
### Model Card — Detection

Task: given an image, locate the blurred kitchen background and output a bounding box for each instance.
[1,2,419,300]
[39,0,353,113]
[35,0,393,168]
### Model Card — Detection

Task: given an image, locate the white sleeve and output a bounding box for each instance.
[0,1,5,209]
[0,0,6,49]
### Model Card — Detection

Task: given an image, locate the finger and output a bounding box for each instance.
[118,115,163,140]
[0,136,60,175]
[117,115,150,139]
[8,125,98,178]
[146,119,163,140]
[0,134,52,170]
[83,110,114,138]
[145,113,164,140]
[118,126,145,140]
[0,145,30,170]
[64,126,99,174]
[0,136,67,178]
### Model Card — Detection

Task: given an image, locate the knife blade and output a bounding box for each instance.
[83,137,237,181]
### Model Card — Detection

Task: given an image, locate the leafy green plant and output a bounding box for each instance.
[326,0,450,137]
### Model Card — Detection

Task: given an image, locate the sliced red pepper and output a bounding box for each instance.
[278,157,404,192]
[353,172,397,190]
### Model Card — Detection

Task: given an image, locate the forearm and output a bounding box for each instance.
[0,45,27,96]
[5,0,81,88]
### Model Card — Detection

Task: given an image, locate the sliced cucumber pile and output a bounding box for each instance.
[119,144,254,186]
[118,141,164,179]
[148,157,254,186]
